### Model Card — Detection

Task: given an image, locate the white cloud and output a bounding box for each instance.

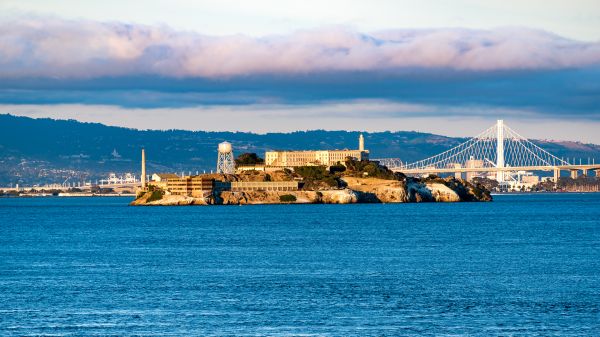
[1,17,600,79]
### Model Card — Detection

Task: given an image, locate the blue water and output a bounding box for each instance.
[0,194,599,336]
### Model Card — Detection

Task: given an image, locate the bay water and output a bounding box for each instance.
[1,194,599,335]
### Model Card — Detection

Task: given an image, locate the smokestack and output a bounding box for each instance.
[359,133,365,151]
[141,148,146,189]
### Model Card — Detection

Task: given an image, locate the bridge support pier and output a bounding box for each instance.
[553,168,560,183]
[595,169,600,178]
[570,169,579,179]
[582,169,588,176]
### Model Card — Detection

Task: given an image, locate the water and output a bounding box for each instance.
[1,194,599,336]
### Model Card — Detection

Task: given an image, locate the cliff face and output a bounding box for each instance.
[343,176,490,203]
[215,189,359,205]
[131,176,490,206]
[130,192,208,206]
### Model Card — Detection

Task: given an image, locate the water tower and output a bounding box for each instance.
[217,141,235,174]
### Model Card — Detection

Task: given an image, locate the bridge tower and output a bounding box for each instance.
[496,120,505,182]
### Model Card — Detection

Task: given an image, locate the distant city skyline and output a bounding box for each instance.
[1,1,599,142]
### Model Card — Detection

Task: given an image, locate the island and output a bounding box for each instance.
[131,159,491,206]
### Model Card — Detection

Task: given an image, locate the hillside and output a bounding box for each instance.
[1,114,599,185]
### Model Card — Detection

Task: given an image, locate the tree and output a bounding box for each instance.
[279,194,297,202]
[344,158,398,180]
[329,163,346,174]
[294,166,340,189]
[235,153,265,166]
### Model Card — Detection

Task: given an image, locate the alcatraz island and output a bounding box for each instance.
[132,135,491,206]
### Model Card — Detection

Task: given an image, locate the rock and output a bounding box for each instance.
[130,191,208,206]
[373,185,408,203]
[426,183,461,202]
[320,189,358,204]
[218,191,250,205]
[215,190,321,205]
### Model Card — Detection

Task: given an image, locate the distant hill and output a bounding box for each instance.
[1,114,599,185]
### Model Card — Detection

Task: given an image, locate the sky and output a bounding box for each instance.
[1,0,600,142]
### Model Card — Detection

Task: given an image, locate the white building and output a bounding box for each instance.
[265,134,369,167]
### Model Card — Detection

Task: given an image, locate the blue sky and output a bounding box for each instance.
[1,1,600,142]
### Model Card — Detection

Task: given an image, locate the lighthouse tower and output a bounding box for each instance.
[359,133,365,151]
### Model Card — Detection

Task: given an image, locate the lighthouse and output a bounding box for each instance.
[359,133,365,151]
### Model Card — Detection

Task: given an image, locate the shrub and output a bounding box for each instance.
[279,194,297,202]
[322,176,338,187]
[146,190,164,202]
[294,166,341,189]
[294,166,328,180]
[329,163,346,174]
[344,158,397,180]
[235,153,265,166]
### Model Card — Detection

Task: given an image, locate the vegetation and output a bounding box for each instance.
[471,177,499,192]
[329,163,346,174]
[235,153,264,166]
[469,182,493,201]
[279,194,297,202]
[344,158,401,180]
[294,166,339,189]
[146,190,164,202]
[293,159,409,190]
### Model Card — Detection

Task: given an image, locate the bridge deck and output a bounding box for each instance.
[393,165,600,174]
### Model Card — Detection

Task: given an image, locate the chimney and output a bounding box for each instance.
[141,148,146,189]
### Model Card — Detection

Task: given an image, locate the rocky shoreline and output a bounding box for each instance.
[131,175,491,206]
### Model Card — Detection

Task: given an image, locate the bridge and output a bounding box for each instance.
[376,120,600,183]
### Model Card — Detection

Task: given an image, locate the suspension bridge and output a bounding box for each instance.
[376,120,600,183]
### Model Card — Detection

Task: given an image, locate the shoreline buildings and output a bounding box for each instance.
[265,134,369,167]
[140,134,369,197]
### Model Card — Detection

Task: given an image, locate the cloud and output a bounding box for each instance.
[0,15,599,131]
[1,16,600,79]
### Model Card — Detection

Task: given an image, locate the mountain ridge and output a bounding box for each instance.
[1,114,599,185]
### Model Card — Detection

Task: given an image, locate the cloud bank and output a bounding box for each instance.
[2,16,600,79]
[1,16,599,140]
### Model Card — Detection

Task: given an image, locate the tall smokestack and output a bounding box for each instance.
[359,133,365,151]
[141,148,146,189]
